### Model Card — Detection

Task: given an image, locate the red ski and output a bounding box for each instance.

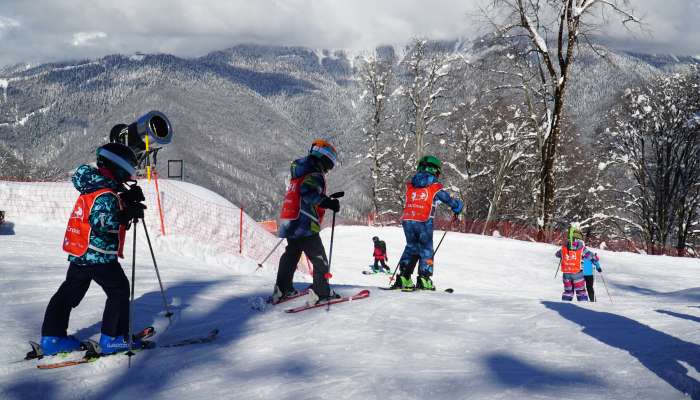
[269,288,310,305]
[284,289,370,313]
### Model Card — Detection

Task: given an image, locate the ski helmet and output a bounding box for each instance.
[309,139,338,172]
[96,142,138,182]
[417,155,442,176]
[567,224,583,244]
[372,236,379,242]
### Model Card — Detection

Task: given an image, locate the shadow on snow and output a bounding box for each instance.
[483,352,604,392]
[4,278,316,400]
[543,301,700,399]
[612,283,700,303]
[656,309,700,324]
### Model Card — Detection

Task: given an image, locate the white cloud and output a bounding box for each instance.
[71,31,107,47]
[0,16,20,39]
[0,0,699,67]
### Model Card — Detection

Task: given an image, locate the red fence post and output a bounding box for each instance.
[153,170,166,236]
[239,208,244,254]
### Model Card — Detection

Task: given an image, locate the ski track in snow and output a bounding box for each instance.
[1,185,700,399]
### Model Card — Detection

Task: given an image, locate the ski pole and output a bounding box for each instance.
[554,259,561,279]
[433,215,458,258]
[256,238,285,271]
[141,218,173,319]
[390,216,456,285]
[328,211,337,270]
[598,270,613,303]
[326,191,344,272]
[127,219,137,368]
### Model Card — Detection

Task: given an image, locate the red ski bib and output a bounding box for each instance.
[279,175,326,224]
[401,182,443,222]
[63,188,125,258]
[373,247,386,260]
[560,246,583,274]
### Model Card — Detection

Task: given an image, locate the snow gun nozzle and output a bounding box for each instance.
[330,191,345,199]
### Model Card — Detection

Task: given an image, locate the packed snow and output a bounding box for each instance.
[1,180,699,400]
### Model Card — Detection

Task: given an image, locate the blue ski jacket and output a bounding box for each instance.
[278,156,328,239]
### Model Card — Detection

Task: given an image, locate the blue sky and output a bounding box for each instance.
[0,0,698,68]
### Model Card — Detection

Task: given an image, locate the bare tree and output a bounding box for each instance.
[488,0,639,239]
[402,39,453,160]
[359,53,394,219]
[602,68,700,255]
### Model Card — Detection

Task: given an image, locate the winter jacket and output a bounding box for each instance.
[555,239,597,274]
[278,156,328,239]
[373,240,388,260]
[407,172,463,219]
[67,165,123,266]
[582,254,601,276]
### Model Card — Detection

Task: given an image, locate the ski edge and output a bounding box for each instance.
[284,289,371,313]
[36,327,216,370]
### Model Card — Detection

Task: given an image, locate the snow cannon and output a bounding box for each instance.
[109,111,173,168]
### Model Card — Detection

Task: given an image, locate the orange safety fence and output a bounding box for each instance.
[0,179,313,274]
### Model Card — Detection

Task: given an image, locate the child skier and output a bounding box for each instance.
[555,224,597,302]
[38,143,147,356]
[371,236,390,273]
[582,252,602,302]
[391,155,463,291]
[273,139,341,305]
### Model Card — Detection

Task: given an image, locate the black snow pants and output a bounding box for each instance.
[42,261,130,337]
[584,274,595,302]
[373,258,388,270]
[275,234,332,297]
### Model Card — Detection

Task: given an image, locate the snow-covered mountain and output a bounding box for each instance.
[0,45,360,219]
[1,180,699,399]
[1,42,698,220]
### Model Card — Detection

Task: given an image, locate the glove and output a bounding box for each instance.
[596,266,602,273]
[118,202,147,224]
[319,196,340,213]
[452,199,464,215]
[120,185,145,203]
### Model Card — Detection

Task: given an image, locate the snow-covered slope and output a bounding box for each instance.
[1,181,699,400]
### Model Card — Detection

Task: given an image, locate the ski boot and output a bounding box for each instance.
[417,275,435,291]
[390,275,415,291]
[99,334,145,355]
[39,335,83,356]
[306,288,341,305]
[271,285,299,304]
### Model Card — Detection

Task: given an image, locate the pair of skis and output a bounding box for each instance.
[362,269,392,275]
[267,288,371,313]
[379,286,454,293]
[27,327,219,369]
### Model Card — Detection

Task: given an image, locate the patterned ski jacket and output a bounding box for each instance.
[67,165,123,265]
[278,156,327,239]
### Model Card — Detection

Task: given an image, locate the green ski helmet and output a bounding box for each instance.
[417,155,442,177]
[567,224,583,245]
